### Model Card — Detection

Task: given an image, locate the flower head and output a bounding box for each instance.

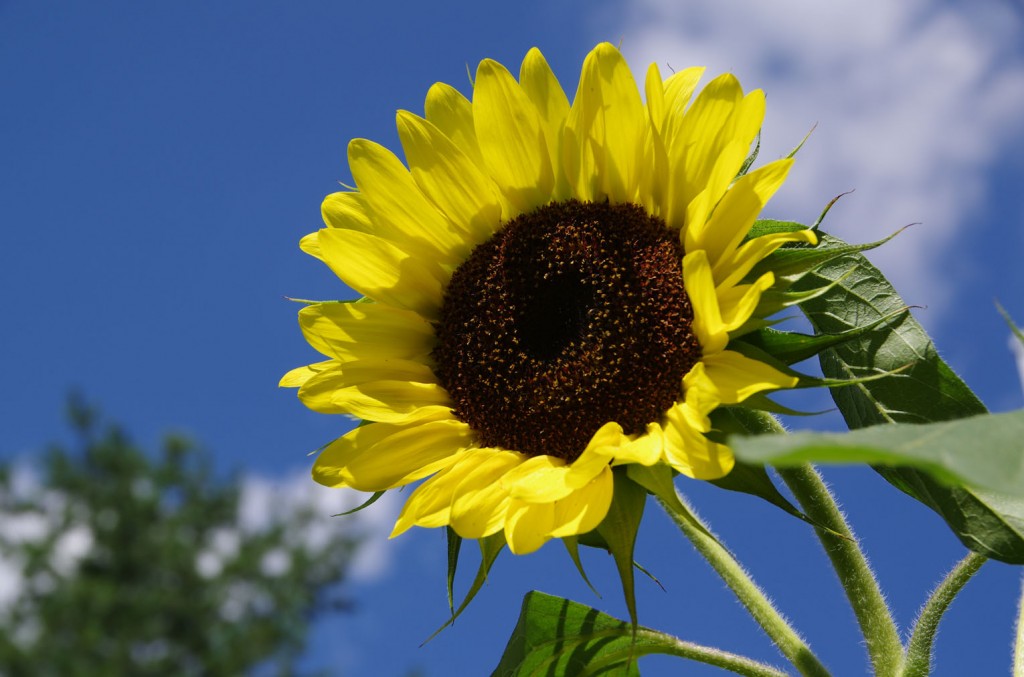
[282,43,816,555]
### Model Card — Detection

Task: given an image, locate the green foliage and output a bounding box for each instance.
[0,396,358,676]
[731,410,1024,496]
[493,592,791,677]
[787,233,1024,563]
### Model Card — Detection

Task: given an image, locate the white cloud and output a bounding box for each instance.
[236,471,402,583]
[609,0,1024,326]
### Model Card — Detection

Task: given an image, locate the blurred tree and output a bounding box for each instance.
[0,395,357,676]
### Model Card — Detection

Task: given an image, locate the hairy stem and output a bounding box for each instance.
[656,489,831,677]
[777,464,903,677]
[583,628,792,677]
[902,552,986,676]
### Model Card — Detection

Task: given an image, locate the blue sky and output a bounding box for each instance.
[2,1,1023,675]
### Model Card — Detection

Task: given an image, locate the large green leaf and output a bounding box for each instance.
[731,410,1024,496]
[492,591,789,677]
[790,234,1024,563]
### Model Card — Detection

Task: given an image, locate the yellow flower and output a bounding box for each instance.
[282,43,816,555]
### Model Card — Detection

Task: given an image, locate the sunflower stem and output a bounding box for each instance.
[584,627,791,677]
[776,463,903,677]
[655,489,831,677]
[901,551,986,677]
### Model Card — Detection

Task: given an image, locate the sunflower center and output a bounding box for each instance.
[433,199,701,462]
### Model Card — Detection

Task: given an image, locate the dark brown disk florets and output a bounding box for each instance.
[432,199,700,462]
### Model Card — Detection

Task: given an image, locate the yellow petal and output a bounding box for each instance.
[697,158,793,269]
[298,302,434,361]
[639,64,670,214]
[662,401,734,479]
[297,358,452,421]
[713,228,818,290]
[548,467,614,538]
[665,73,744,223]
[299,231,321,261]
[563,42,646,203]
[279,360,334,388]
[504,500,555,554]
[391,460,465,536]
[449,450,524,539]
[474,58,554,214]
[501,455,572,503]
[612,423,664,467]
[396,110,503,244]
[503,421,621,503]
[644,62,666,133]
[683,138,750,249]
[348,138,468,264]
[661,66,705,124]
[682,249,727,354]
[317,228,444,319]
[424,82,485,169]
[313,417,471,491]
[519,47,569,198]
[321,191,373,231]
[716,271,774,332]
[702,350,797,405]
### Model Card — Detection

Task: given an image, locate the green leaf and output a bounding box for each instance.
[446,527,462,614]
[425,532,504,643]
[796,233,1024,563]
[332,490,385,516]
[492,592,791,677]
[595,469,646,628]
[731,410,1024,496]
[492,592,641,677]
[561,537,601,598]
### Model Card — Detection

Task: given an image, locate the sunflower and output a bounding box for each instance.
[282,43,816,555]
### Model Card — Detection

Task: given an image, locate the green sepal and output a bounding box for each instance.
[747,219,812,240]
[284,296,363,305]
[708,460,810,524]
[786,123,815,159]
[736,130,761,178]
[446,526,462,614]
[750,265,859,320]
[997,301,1024,348]
[736,305,909,365]
[595,468,647,628]
[561,536,601,598]
[711,408,846,538]
[572,531,665,591]
[424,532,505,643]
[751,227,906,281]
[729,335,911,391]
[332,490,385,517]
[731,394,833,417]
[810,190,852,230]
[626,464,722,547]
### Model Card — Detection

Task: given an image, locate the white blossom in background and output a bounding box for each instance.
[611,0,1024,323]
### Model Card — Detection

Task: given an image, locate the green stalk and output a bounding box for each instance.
[777,464,903,677]
[1015,575,1024,677]
[655,489,831,677]
[583,627,791,677]
[901,552,986,677]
